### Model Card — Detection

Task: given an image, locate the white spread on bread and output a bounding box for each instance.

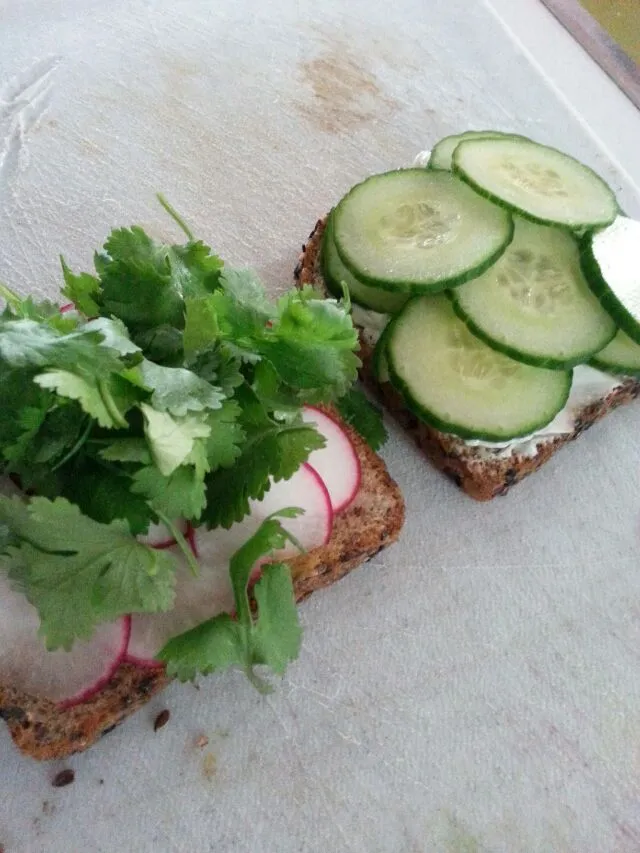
[351,305,390,348]
[413,150,432,168]
[352,305,626,458]
[465,365,624,458]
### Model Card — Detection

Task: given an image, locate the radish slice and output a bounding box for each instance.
[0,572,128,705]
[127,463,333,664]
[302,406,362,513]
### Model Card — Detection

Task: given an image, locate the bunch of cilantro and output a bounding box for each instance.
[0,199,386,690]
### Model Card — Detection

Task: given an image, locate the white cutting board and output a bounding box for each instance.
[1,1,640,851]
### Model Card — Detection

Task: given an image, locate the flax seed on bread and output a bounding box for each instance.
[295,217,640,501]
[0,411,404,760]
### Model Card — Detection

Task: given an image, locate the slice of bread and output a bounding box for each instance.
[295,217,640,501]
[0,409,404,760]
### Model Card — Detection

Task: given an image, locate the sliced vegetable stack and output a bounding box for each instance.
[0,200,385,703]
[324,131,640,442]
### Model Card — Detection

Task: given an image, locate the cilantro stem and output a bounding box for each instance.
[97,379,129,429]
[0,282,22,313]
[154,511,200,576]
[51,417,93,472]
[266,509,307,555]
[157,194,194,242]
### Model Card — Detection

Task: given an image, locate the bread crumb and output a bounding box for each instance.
[195,735,209,749]
[52,769,75,788]
[153,709,170,731]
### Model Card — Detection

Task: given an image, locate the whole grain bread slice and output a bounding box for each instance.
[295,217,640,501]
[0,410,404,760]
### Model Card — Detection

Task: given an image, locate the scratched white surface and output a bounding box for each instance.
[1,0,640,851]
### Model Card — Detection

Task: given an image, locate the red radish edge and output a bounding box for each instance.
[303,406,362,513]
[299,462,334,545]
[150,536,178,550]
[247,462,334,590]
[143,518,192,551]
[59,303,75,314]
[57,616,132,709]
[186,522,199,559]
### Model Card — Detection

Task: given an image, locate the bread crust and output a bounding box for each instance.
[0,411,404,760]
[295,217,640,501]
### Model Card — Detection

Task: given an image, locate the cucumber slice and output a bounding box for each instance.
[428,130,528,172]
[386,294,571,441]
[580,216,640,344]
[589,329,640,377]
[451,217,616,369]
[333,169,514,294]
[373,323,392,383]
[453,138,618,229]
[321,214,409,313]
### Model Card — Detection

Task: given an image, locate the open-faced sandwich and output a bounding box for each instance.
[0,200,404,760]
[296,131,640,500]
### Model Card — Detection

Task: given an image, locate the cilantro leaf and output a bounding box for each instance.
[1,282,66,326]
[131,402,241,521]
[158,514,302,686]
[202,419,324,528]
[0,375,53,465]
[335,387,388,451]
[187,342,244,397]
[171,241,223,299]
[60,257,101,316]
[134,324,184,367]
[34,370,138,429]
[251,360,305,413]
[82,317,141,356]
[202,400,244,472]
[251,562,302,674]
[131,464,207,521]
[99,438,152,464]
[183,296,219,358]
[260,290,360,399]
[208,269,276,354]
[96,227,185,331]
[2,404,49,465]
[138,359,224,417]
[0,319,124,376]
[92,227,223,339]
[140,404,211,476]
[2,397,91,494]
[61,460,154,535]
[218,268,275,323]
[156,614,245,681]
[0,496,176,649]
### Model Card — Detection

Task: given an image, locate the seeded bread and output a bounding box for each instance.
[0,411,404,760]
[295,217,640,501]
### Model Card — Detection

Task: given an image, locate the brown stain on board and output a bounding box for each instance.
[202,751,217,781]
[297,44,398,134]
